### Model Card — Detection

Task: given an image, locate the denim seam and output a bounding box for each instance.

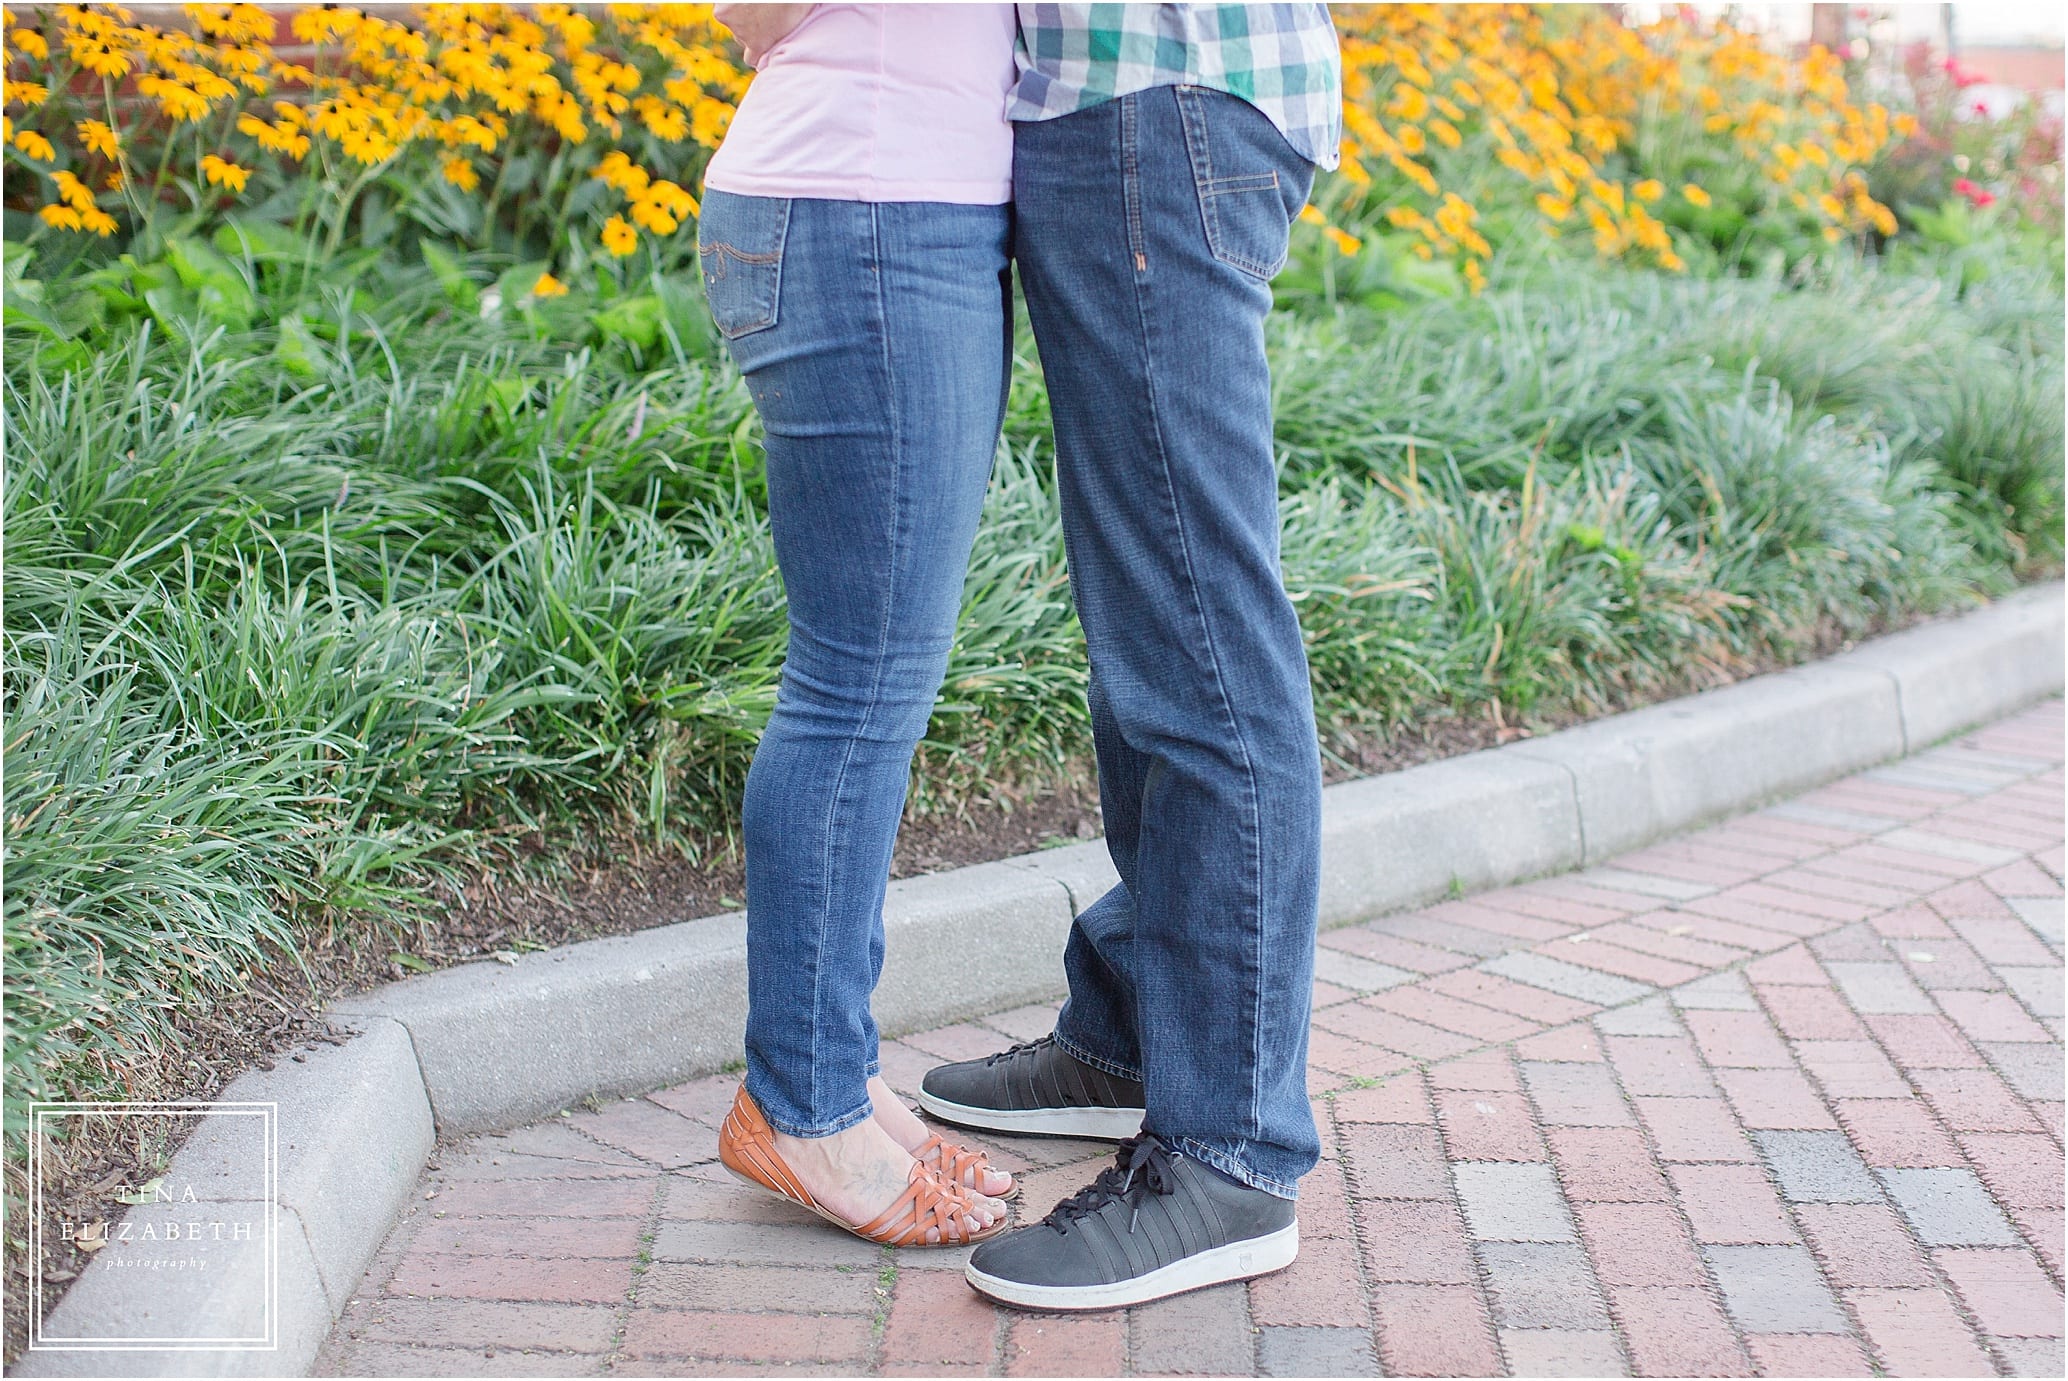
[1139,89,1273,1153]
[1121,94,1145,272]
[1052,1027,1144,1084]
[800,203,900,1132]
[1174,1136,1298,1200]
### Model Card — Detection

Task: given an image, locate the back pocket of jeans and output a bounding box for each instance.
[696,191,789,340]
[1197,170,1292,280]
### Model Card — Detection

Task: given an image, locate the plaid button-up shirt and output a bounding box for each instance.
[1008,3,1342,169]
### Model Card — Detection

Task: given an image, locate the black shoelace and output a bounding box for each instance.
[1042,1132,1178,1236]
[982,1035,1052,1066]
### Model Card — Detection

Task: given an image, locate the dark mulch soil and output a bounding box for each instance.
[5,596,1977,1361]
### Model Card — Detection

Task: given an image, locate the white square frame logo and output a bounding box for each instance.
[28,1101,279,1352]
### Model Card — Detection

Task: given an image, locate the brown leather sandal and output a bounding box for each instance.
[915,1130,1019,1201]
[717,1087,1007,1247]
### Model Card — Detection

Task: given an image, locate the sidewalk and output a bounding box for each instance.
[316,700,2064,1379]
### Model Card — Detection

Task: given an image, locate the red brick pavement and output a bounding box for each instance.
[317,700,2065,1377]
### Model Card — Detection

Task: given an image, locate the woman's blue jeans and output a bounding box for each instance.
[697,189,1011,1138]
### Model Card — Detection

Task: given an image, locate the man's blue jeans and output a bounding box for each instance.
[697,190,1011,1138]
[1013,87,1326,1198]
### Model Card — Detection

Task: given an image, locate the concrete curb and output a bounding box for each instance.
[20,582,2061,1374]
[18,1021,432,1378]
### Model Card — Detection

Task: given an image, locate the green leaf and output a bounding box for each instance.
[388,951,432,973]
[487,374,532,412]
[163,236,255,330]
[2,237,35,281]
[212,217,308,263]
[654,271,719,359]
[273,314,325,381]
[590,293,664,349]
[420,239,479,312]
[142,280,204,343]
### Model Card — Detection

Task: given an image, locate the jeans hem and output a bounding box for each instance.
[1052,1027,1143,1083]
[753,1091,877,1141]
[1173,1136,1300,1200]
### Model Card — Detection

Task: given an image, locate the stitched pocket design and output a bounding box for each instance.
[696,193,790,340]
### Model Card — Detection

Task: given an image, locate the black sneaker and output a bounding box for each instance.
[964,1132,1298,1311]
[918,1034,1146,1140]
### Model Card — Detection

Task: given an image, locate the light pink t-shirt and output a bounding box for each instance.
[702,4,1016,204]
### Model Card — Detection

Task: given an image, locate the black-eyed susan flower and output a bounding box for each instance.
[77,118,120,159]
[200,152,249,191]
[12,126,54,161]
[601,215,636,256]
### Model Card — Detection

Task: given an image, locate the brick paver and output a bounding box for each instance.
[317,700,2065,1377]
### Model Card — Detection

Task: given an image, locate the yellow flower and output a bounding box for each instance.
[690,96,731,148]
[78,119,121,160]
[1633,179,1664,202]
[200,154,250,191]
[629,196,678,235]
[1535,192,1572,222]
[4,79,47,107]
[139,74,212,122]
[634,95,687,141]
[441,155,479,191]
[1816,192,1846,221]
[1682,184,1711,208]
[11,25,47,59]
[37,202,82,230]
[1297,204,1326,226]
[11,127,54,161]
[601,214,636,256]
[1658,249,1687,272]
[1324,225,1361,256]
[1463,257,1486,294]
[67,32,133,78]
[532,271,569,297]
[51,168,95,210]
[80,205,118,236]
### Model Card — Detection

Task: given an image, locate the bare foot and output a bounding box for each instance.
[767,1115,997,1243]
[869,1076,1014,1199]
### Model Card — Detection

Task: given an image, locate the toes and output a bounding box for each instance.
[922,1226,942,1244]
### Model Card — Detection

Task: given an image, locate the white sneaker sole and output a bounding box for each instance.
[915,1089,1146,1141]
[966,1220,1299,1311]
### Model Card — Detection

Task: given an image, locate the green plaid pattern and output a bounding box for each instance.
[1010,4,1341,169]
